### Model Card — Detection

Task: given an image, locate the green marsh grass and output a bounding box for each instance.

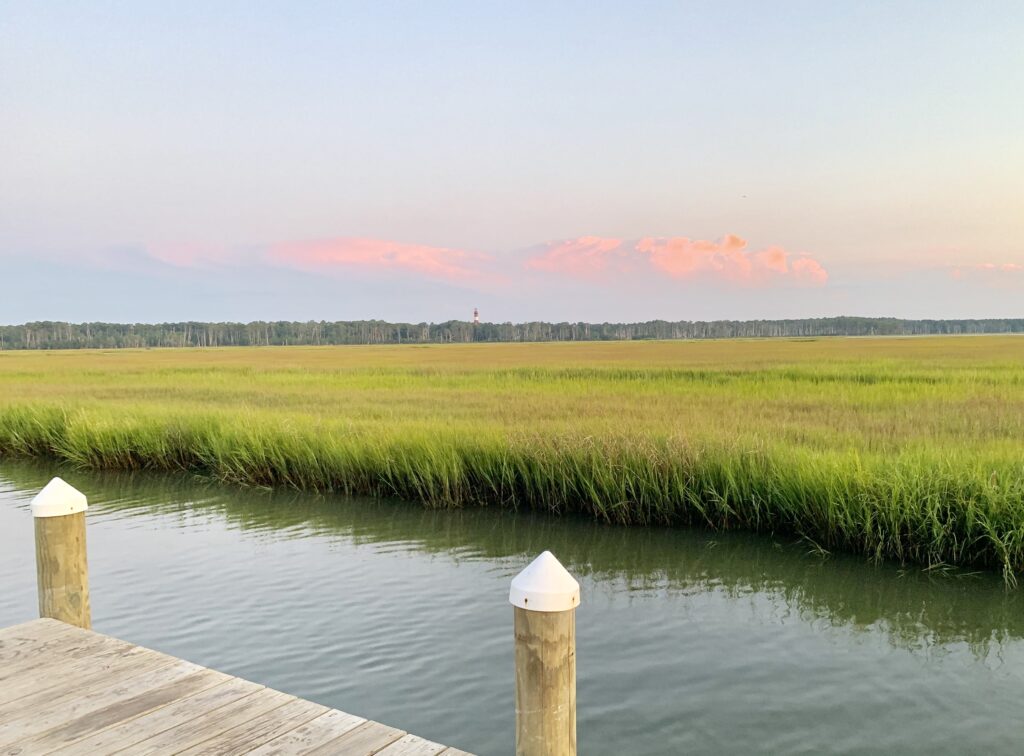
[2,337,1024,577]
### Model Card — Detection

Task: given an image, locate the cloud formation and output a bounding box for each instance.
[525,236,629,278]
[268,238,492,282]
[950,262,1024,281]
[527,235,828,286]
[141,238,492,283]
[135,234,827,290]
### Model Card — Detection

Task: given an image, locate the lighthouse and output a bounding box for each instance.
[473,307,480,325]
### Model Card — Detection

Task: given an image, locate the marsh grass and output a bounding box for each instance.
[2,337,1024,577]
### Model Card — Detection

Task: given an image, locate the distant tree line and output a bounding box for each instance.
[0,317,1022,350]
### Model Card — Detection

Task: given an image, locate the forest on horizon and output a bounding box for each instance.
[1,317,1023,350]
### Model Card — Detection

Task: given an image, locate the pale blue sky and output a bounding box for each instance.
[1,1,1022,323]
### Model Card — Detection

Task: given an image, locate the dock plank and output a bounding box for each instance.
[0,634,149,705]
[244,709,367,755]
[306,720,406,755]
[0,617,76,654]
[0,619,97,674]
[0,657,199,749]
[0,642,178,718]
[376,733,451,756]
[0,629,120,686]
[0,620,474,756]
[127,688,296,756]
[174,697,330,756]
[0,645,174,717]
[4,668,230,753]
[50,677,263,755]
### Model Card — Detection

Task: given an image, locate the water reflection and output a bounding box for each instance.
[2,459,1018,657]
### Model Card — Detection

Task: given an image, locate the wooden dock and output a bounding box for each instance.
[13,477,580,755]
[0,618,473,756]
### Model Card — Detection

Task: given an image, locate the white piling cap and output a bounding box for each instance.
[31,477,88,518]
[509,551,580,612]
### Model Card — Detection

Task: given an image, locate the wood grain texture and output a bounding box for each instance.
[305,720,406,755]
[376,733,450,756]
[34,511,91,629]
[0,620,98,682]
[127,688,296,756]
[0,645,178,722]
[173,697,329,756]
[0,617,76,653]
[514,606,576,756]
[245,709,367,755]
[0,658,200,749]
[3,668,229,753]
[0,620,475,756]
[50,677,263,755]
[0,633,144,705]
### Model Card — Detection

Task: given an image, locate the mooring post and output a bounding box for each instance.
[510,550,580,756]
[31,477,91,629]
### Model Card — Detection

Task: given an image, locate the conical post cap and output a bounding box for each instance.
[509,550,580,612]
[31,477,88,518]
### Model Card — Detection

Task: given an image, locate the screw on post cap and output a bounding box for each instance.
[31,477,88,518]
[509,551,580,612]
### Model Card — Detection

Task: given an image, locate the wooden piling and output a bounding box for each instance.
[514,605,576,755]
[32,478,91,629]
[510,551,580,756]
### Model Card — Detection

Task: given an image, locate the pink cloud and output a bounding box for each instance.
[638,234,753,281]
[791,257,829,285]
[638,236,827,285]
[143,237,498,284]
[950,262,1024,283]
[267,238,493,283]
[754,246,789,274]
[955,262,1024,273]
[143,233,829,290]
[526,236,628,278]
[527,234,828,287]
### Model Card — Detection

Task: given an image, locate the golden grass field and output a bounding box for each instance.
[2,336,1023,576]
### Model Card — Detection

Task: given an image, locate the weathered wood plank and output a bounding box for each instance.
[0,618,82,666]
[0,625,117,685]
[0,620,472,756]
[5,668,230,754]
[0,635,150,705]
[306,720,406,756]
[244,709,367,755]
[0,617,75,649]
[126,688,296,756]
[0,658,200,748]
[376,733,450,756]
[0,642,169,714]
[173,697,329,756]
[49,677,263,755]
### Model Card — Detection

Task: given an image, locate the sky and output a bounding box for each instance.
[1,1,1022,324]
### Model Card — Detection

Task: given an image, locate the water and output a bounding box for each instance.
[2,461,1023,755]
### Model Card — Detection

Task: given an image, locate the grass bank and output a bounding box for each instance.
[2,337,1023,578]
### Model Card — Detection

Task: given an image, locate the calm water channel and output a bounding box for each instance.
[2,461,1023,754]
